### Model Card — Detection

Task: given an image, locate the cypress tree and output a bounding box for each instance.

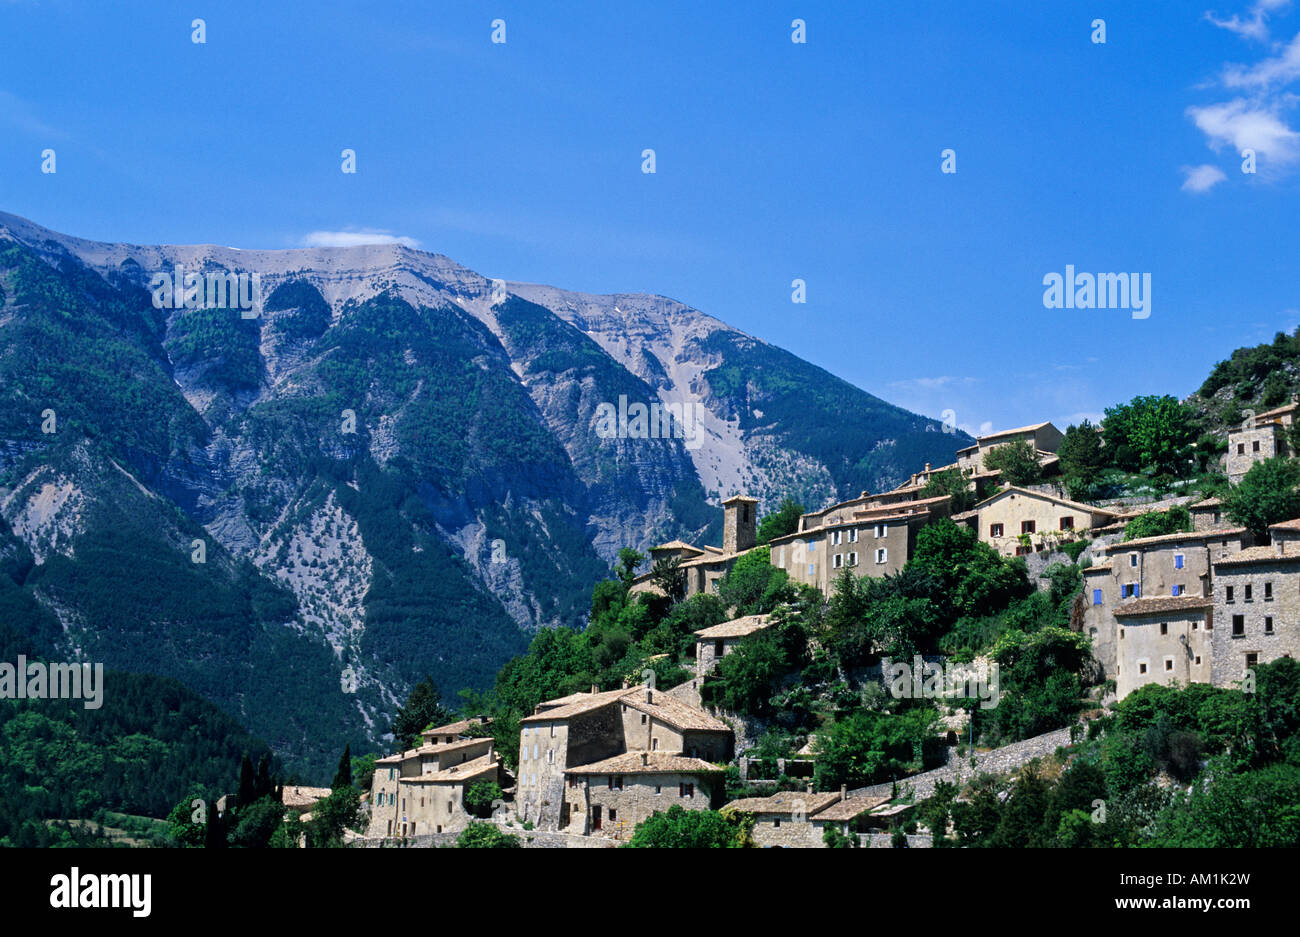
[332,744,353,790]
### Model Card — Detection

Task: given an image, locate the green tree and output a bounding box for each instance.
[615,548,646,590]
[812,708,941,789]
[305,786,361,848]
[717,546,792,616]
[1102,395,1198,476]
[982,440,1043,486]
[456,821,521,848]
[1123,505,1192,541]
[1056,420,1106,498]
[649,556,686,605]
[165,790,209,848]
[757,498,806,544]
[1223,456,1300,539]
[332,744,352,790]
[921,469,975,513]
[624,805,751,848]
[391,676,454,750]
[464,780,504,819]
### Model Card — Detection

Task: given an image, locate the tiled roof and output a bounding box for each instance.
[810,795,891,822]
[522,686,731,733]
[978,421,1054,443]
[563,752,723,775]
[375,735,494,764]
[1112,596,1212,617]
[1213,545,1300,566]
[421,717,490,738]
[281,786,332,808]
[522,687,631,723]
[722,791,840,816]
[1270,517,1300,531]
[694,614,772,640]
[651,540,703,552]
[1083,561,1113,573]
[400,753,500,784]
[1191,498,1223,508]
[621,688,732,733]
[1104,527,1247,551]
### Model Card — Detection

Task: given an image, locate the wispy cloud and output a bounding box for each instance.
[1186,98,1300,165]
[1206,0,1290,41]
[301,229,421,249]
[1181,162,1230,191]
[887,375,979,392]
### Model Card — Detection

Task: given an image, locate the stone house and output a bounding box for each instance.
[515,684,733,836]
[560,751,725,840]
[768,495,951,590]
[1113,596,1215,699]
[721,788,889,847]
[631,496,759,601]
[1089,527,1250,694]
[1210,525,1300,690]
[960,486,1117,557]
[1225,401,1296,483]
[694,614,773,677]
[955,421,1064,475]
[1190,498,1225,531]
[366,718,501,840]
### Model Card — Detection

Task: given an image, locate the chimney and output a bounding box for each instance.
[646,687,653,703]
[590,684,598,695]
[722,496,758,555]
[621,678,628,689]
[841,784,847,801]
[806,782,813,794]
[925,463,931,473]
[641,752,648,766]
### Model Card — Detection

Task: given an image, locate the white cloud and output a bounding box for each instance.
[887,375,978,391]
[1186,98,1300,165]
[1222,29,1300,88]
[1180,163,1230,191]
[1206,0,1290,42]
[301,229,421,249]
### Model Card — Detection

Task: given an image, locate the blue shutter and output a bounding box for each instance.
[1093,589,1102,606]
[1134,583,1141,598]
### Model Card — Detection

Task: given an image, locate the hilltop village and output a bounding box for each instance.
[360,405,1300,848]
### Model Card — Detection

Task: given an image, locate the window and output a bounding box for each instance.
[1139,662,1148,675]
[848,551,858,566]
[547,749,554,764]
[655,785,662,795]
[1060,516,1074,531]
[652,738,658,751]
[1237,443,1246,455]
[1121,583,1140,598]
[1021,520,1036,534]
[1245,584,1253,602]
[550,725,555,738]
[774,818,781,828]
[1246,652,1259,669]
[833,553,843,569]
[1172,584,1183,596]
[1226,586,1235,603]
[1253,440,1261,452]
[608,809,617,822]
[832,530,841,546]
[679,783,694,798]
[990,523,1004,538]
[1232,615,1245,636]
[1120,628,1125,639]
[1195,655,1202,665]
[1129,554,1138,568]
[1165,659,1174,672]
[1160,622,1168,635]
[1092,588,1103,606]
[1174,554,1184,569]
[1265,582,1273,600]
[1265,617,1275,635]
[1192,621,1198,630]
[848,529,858,543]
[807,564,815,576]
[642,711,650,724]
[875,548,888,565]
[874,523,887,538]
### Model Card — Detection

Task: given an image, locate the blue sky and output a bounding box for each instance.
[2,0,1299,436]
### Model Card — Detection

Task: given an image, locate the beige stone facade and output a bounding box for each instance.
[1225,401,1296,483]
[366,718,501,840]
[1211,539,1300,690]
[694,614,773,676]
[722,789,889,847]
[965,486,1116,557]
[1113,597,1214,699]
[516,685,733,837]
[560,752,723,840]
[955,421,1064,475]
